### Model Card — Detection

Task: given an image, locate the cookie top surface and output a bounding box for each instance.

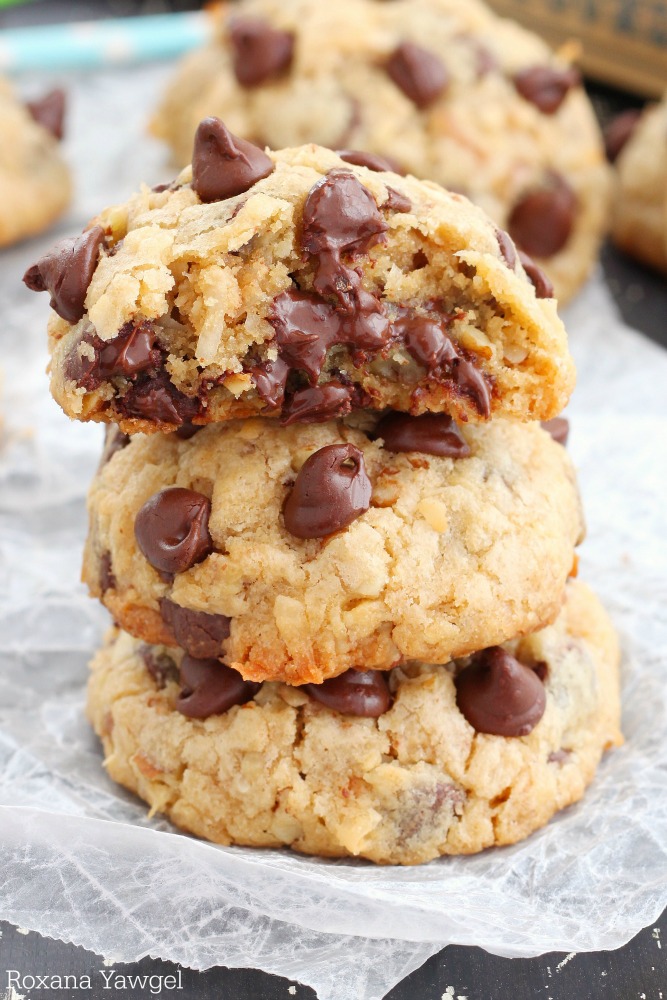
[84,416,583,685]
[87,580,622,864]
[37,133,574,432]
[0,78,71,247]
[150,0,610,304]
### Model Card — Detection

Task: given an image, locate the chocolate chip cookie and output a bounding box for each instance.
[607,95,667,276]
[28,130,574,433]
[150,0,610,304]
[86,580,622,864]
[83,417,583,686]
[0,78,70,247]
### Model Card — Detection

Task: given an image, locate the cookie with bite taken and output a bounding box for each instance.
[25,120,574,433]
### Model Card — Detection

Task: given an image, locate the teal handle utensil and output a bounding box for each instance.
[0,11,210,72]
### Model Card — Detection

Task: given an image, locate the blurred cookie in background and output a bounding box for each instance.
[607,94,667,276]
[150,0,610,305]
[0,78,71,248]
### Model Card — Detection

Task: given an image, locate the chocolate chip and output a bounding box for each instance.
[69,322,160,390]
[496,228,517,270]
[340,285,390,351]
[541,416,569,446]
[453,360,492,417]
[63,333,99,390]
[513,65,580,114]
[142,647,179,689]
[604,108,642,163]
[160,598,231,659]
[386,42,449,109]
[281,382,354,425]
[135,487,213,575]
[396,312,492,417]
[229,17,294,88]
[508,173,577,258]
[384,187,412,213]
[119,370,200,427]
[283,443,372,539]
[270,290,341,382]
[548,749,571,765]
[174,423,202,440]
[191,117,274,203]
[533,661,549,683]
[337,149,404,174]
[397,314,456,369]
[100,426,130,467]
[23,226,106,324]
[455,646,546,737]
[176,656,260,719]
[375,412,471,458]
[98,321,160,378]
[304,668,391,717]
[99,551,115,593]
[518,250,554,299]
[302,170,388,258]
[25,87,66,140]
[301,169,388,301]
[251,356,290,408]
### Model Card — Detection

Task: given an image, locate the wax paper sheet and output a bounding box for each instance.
[1,64,667,1000]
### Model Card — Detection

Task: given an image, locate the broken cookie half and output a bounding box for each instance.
[26,117,575,434]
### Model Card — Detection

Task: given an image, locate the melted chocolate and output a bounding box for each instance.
[395,312,492,417]
[118,370,201,426]
[375,412,471,458]
[281,382,354,424]
[301,169,388,305]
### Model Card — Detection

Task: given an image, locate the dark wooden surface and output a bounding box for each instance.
[0,907,665,999]
[1,2,666,997]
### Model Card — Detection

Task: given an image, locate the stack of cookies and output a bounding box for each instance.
[24,118,622,864]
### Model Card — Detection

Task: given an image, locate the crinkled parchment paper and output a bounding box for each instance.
[1,65,666,1000]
